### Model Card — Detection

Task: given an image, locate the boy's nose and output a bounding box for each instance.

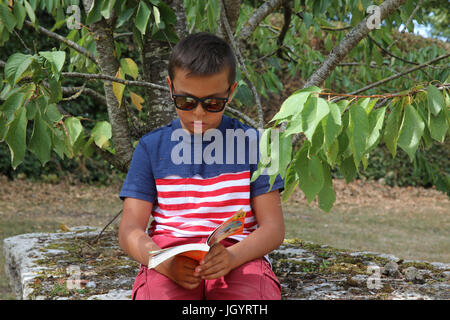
[193,101,206,116]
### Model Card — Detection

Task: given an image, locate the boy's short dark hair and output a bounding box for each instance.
[168,32,236,86]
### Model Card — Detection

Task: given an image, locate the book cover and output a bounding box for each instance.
[148,209,246,269]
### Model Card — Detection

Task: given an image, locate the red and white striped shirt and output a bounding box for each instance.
[149,171,256,241]
[120,115,285,242]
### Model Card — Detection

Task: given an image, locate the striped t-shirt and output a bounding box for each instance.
[119,115,284,241]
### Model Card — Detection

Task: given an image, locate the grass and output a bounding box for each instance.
[283,203,450,263]
[1,175,449,299]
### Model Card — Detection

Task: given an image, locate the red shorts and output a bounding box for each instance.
[131,235,281,300]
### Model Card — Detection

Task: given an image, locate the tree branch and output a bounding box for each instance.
[226,103,259,128]
[302,0,407,89]
[367,34,418,65]
[218,0,241,43]
[61,72,169,91]
[237,0,284,41]
[60,85,107,106]
[219,0,264,128]
[24,20,99,65]
[277,0,292,61]
[386,0,423,50]
[336,53,450,100]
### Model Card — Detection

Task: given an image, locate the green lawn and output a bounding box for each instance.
[283,203,450,263]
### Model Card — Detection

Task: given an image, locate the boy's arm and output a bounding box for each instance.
[118,197,160,266]
[196,190,284,279]
[119,197,202,289]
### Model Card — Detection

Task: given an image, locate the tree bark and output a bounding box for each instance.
[236,0,284,41]
[82,0,133,172]
[302,0,407,89]
[141,0,188,132]
[218,0,241,43]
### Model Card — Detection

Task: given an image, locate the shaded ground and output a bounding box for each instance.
[1,174,449,299]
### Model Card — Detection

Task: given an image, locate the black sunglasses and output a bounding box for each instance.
[170,83,231,113]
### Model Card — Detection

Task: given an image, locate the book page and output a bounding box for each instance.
[207,209,246,246]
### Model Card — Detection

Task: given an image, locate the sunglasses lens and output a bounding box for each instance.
[204,98,226,112]
[175,96,197,110]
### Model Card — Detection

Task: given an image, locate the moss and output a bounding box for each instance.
[26,230,139,299]
[400,261,438,272]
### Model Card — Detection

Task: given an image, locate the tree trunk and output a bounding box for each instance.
[82,0,133,172]
[141,0,188,132]
[218,0,241,43]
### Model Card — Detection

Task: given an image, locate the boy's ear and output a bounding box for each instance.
[166,76,173,98]
[229,81,238,101]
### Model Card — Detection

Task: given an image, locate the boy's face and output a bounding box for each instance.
[167,67,237,134]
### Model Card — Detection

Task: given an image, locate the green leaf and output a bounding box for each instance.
[349,102,369,167]
[0,113,7,142]
[46,76,62,103]
[325,138,339,166]
[427,84,444,116]
[5,106,27,169]
[39,51,66,72]
[28,110,51,165]
[0,3,17,32]
[372,47,383,67]
[86,0,103,25]
[101,0,116,19]
[397,105,425,162]
[26,99,38,120]
[120,58,139,80]
[206,0,218,32]
[13,1,26,30]
[51,129,66,159]
[270,91,312,123]
[64,117,83,147]
[317,162,336,212]
[259,128,271,166]
[302,96,330,141]
[295,143,324,203]
[136,1,151,35]
[283,112,303,136]
[277,133,292,178]
[366,106,386,152]
[340,155,357,183]
[303,12,313,29]
[323,101,342,148]
[153,5,161,27]
[45,103,63,122]
[5,53,33,85]
[116,7,134,28]
[310,122,324,154]
[23,0,35,25]
[0,91,25,124]
[250,157,267,183]
[281,161,299,202]
[383,100,403,158]
[429,108,448,143]
[91,121,112,149]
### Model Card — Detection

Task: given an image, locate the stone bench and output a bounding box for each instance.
[3,226,449,300]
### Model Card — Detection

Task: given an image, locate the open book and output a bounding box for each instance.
[148,209,246,269]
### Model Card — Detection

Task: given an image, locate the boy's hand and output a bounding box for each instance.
[157,255,202,290]
[195,243,234,280]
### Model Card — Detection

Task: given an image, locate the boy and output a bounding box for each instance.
[118,32,285,300]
